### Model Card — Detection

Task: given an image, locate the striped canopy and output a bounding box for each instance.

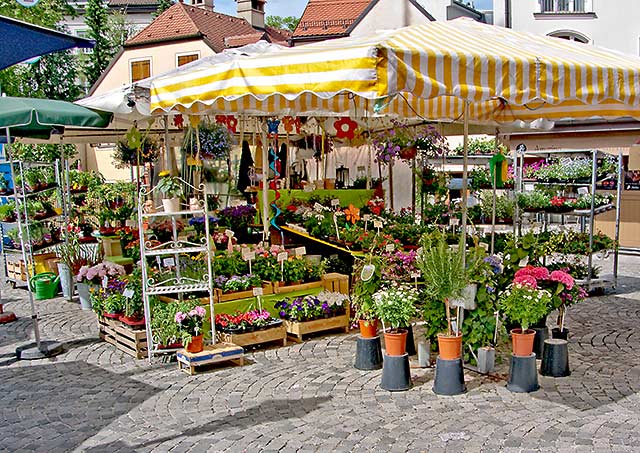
[150,17,640,124]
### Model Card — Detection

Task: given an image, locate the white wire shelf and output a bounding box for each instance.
[143,245,208,256]
[141,209,206,218]
[146,283,210,295]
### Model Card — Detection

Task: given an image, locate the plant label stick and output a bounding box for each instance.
[102,275,108,288]
[253,287,263,310]
[123,288,134,298]
[295,246,306,256]
[411,271,420,288]
[362,214,370,232]
[385,243,395,253]
[331,198,340,208]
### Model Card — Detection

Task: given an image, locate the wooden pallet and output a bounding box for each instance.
[217,324,287,348]
[273,280,324,295]
[284,313,350,342]
[6,260,27,282]
[176,343,244,375]
[98,316,148,359]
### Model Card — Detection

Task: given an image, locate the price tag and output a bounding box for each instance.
[303,183,314,192]
[410,272,421,279]
[331,198,340,207]
[123,288,135,299]
[518,256,529,267]
[295,246,306,256]
[225,229,235,237]
[241,247,250,256]
[373,220,383,229]
[162,257,176,267]
[252,287,264,297]
[362,214,371,221]
[449,218,459,226]
[102,275,108,288]
[243,251,256,261]
[313,202,324,212]
[277,252,288,262]
[577,187,589,195]
[385,243,395,252]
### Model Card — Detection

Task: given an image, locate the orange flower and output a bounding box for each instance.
[344,204,360,225]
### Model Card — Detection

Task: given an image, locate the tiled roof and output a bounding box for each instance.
[293,0,373,38]
[126,2,291,50]
[108,0,158,6]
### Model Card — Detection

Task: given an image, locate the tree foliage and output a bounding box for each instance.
[85,0,113,86]
[154,0,173,18]
[265,15,300,32]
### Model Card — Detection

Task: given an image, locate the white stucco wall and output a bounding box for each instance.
[495,0,640,56]
[349,0,434,36]
[92,39,215,95]
[416,0,452,22]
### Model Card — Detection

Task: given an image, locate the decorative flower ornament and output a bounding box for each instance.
[334,117,358,140]
[282,116,302,134]
[267,119,280,138]
[344,204,360,225]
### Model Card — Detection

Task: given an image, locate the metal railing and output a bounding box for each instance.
[540,0,587,13]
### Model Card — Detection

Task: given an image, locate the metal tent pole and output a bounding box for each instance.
[460,102,470,267]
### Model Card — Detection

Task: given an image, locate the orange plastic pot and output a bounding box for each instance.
[359,319,379,338]
[186,335,204,353]
[511,328,535,357]
[437,333,463,360]
[383,329,408,356]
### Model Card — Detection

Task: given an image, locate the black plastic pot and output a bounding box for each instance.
[551,327,569,340]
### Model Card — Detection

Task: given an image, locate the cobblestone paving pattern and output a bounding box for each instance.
[1,256,640,452]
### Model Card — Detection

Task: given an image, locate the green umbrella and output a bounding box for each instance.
[0,96,112,139]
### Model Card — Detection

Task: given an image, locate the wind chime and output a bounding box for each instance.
[267,118,283,244]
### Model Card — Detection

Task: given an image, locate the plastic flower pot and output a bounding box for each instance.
[359,319,378,338]
[162,197,181,213]
[552,327,569,340]
[186,335,204,353]
[437,333,463,360]
[383,329,408,356]
[511,328,536,357]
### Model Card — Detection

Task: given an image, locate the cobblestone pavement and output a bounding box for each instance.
[2,256,640,452]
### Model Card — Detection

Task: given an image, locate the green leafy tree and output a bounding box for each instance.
[85,0,113,86]
[265,15,300,32]
[154,0,173,18]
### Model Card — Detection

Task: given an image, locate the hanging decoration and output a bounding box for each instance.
[333,117,358,140]
[172,114,184,129]
[282,116,302,134]
[489,152,508,188]
[267,118,280,138]
[269,145,282,237]
[215,115,238,133]
[344,204,361,225]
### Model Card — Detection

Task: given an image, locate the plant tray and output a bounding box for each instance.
[283,313,350,342]
[214,282,274,303]
[322,273,350,295]
[176,343,244,375]
[217,324,287,348]
[98,316,148,359]
[273,279,324,295]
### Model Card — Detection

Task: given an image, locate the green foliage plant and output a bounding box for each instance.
[156,175,183,199]
[500,284,551,331]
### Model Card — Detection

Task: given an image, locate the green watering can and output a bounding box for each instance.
[30,272,60,300]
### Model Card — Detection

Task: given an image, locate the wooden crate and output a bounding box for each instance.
[217,324,287,348]
[176,343,244,375]
[6,252,58,282]
[6,260,27,282]
[214,282,274,303]
[98,316,148,359]
[322,273,350,295]
[284,313,350,342]
[273,279,324,295]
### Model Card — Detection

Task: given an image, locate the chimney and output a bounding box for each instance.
[189,0,214,10]
[237,0,266,30]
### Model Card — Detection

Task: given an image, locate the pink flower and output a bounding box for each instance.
[514,274,538,288]
[515,265,549,281]
[175,312,187,323]
[549,270,574,290]
[194,306,206,317]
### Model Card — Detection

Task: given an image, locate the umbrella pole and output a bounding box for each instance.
[260,119,269,242]
[461,101,470,267]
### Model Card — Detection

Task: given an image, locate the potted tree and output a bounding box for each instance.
[156,172,183,213]
[373,283,418,356]
[352,256,383,338]
[417,232,468,360]
[500,279,551,357]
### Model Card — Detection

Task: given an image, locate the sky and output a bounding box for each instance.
[214,0,493,19]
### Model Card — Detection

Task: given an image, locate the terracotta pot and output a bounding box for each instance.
[359,319,378,338]
[383,329,408,356]
[399,146,417,160]
[437,333,463,360]
[186,335,204,353]
[511,328,536,357]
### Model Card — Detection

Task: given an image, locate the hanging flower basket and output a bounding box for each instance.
[183,122,234,162]
[113,137,158,167]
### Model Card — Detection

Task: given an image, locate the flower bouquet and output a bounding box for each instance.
[76,261,126,286]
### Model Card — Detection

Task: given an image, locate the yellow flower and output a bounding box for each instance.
[158,170,171,177]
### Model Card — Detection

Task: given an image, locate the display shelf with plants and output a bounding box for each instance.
[514,149,622,291]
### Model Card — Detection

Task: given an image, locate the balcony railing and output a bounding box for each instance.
[540,0,591,13]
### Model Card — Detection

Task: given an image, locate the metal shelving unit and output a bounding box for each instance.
[514,149,622,291]
[137,178,218,361]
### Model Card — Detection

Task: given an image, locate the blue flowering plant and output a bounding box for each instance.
[218,204,257,231]
[183,122,235,161]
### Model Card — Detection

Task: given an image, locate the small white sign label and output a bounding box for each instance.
[277,251,288,262]
[243,251,256,261]
[163,257,176,267]
[518,256,529,267]
[362,214,371,221]
[252,287,264,297]
[313,202,324,212]
[225,229,235,237]
[385,243,395,252]
[102,276,109,288]
[410,272,421,279]
[373,220,383,229]
[123,288,135,298]
[295,246,306,256]
[449,218,460,226]
[331,198,340,207]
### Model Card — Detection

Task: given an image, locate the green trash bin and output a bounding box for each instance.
[30,272,60,300]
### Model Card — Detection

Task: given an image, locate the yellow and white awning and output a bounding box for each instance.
[150,17,640,123]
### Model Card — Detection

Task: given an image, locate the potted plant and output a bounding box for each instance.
[151,300,183,349]
[372,283,418,356]
[156,172,183,213]
[103,292,126,319]
[282,257,306,285]
[175,305,207,353]
[0,202,16,222]
[417,232,468,360]
[500,279,552,357]
[352,255,383,338]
